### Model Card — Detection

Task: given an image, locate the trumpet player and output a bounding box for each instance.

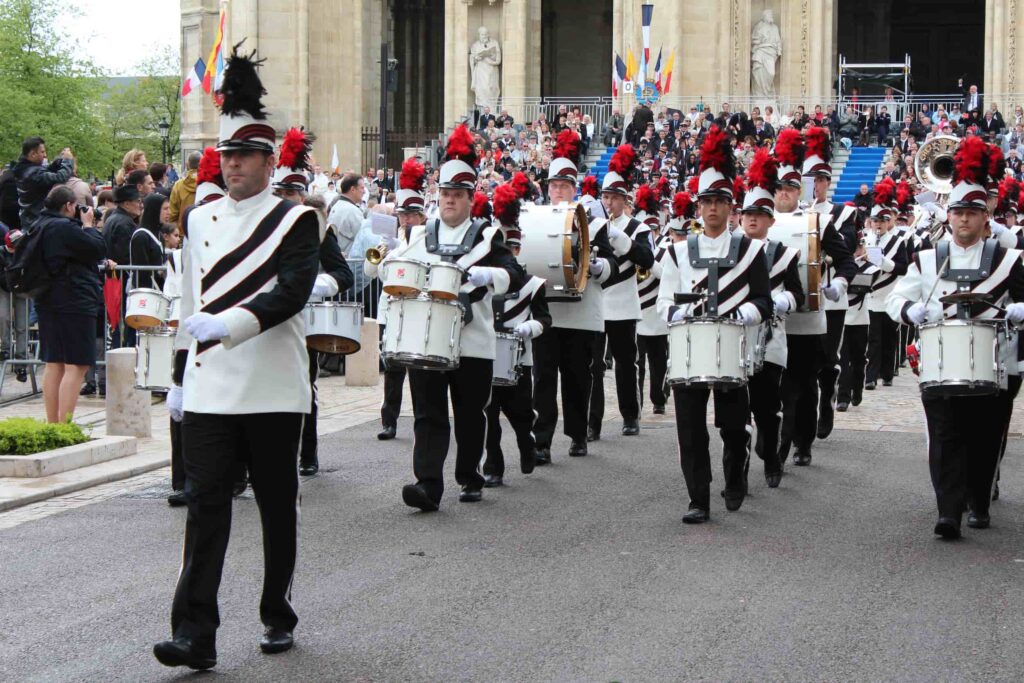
[865,179,909,392]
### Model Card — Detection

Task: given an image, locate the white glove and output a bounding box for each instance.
[907,302,929,325]
[773,293,791,315]
[514,322,533,339]
[608,227,626,241]
[167,385,184,423]
[467,267,493,288]
[822,283,842,302]
[670,309,686,322]
[310,282,333,298]
[589,258,605,277]
[990,221,1007,236]
[1007,302,1024,324]
[739,307,759,326]
[183,312,229,343]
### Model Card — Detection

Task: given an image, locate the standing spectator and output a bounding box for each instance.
[114,149,148,185]
[13,137,73,228]
[148,163,171,197]
[876,106,892,144]
[132,194,169,290]
[0,160,21,229]
[165,162,179,184]
[631,103,654,145]
[126,169,155,198]
[103,184,143,348]
[326,173,366,256]
[168,151,200,229]
[962,83,982,115]
[94,190,115,228]
[64,156,93,208]
[34,186,106,423]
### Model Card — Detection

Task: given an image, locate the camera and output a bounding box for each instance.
[76,204,90,215]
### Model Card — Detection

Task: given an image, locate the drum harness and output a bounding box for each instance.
[425,217,489,324]
[935,239,998,320]
[681,233,744,317]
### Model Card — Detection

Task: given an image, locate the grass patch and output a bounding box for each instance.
[0,418,90,456]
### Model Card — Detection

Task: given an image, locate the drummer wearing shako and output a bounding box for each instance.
[886,136,1024,539]
[365,158,428,441]
[864,178,909,391]
[739,148,804,488]
[270,127,354,476]
[156,47,322,668]
[634,179,672,415]
[590,144,656,440]
[657,127,773,523]
[804,127,859,441]
[772,129,856,467]
[531,139,617,463]
[484,177,551,486]
[390,124,525,511]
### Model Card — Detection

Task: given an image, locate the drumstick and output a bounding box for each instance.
[923,254,950,306]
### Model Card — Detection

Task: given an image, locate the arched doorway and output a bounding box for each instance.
[541,0,612,97]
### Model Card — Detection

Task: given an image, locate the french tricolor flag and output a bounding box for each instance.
[181,58,205,97]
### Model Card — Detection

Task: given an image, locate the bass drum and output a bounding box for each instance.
[516,203,590,297]
[767,212,822,312]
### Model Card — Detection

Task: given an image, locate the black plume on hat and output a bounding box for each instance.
[219,41,268,120]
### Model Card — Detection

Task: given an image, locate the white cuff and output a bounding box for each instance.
[314,273,340,297]
[217,307,262,349]
[785,291,798,312]
[650,260,664,280]
[832,277,848,297]
[525,320,544,338]
[880,258,895,273]
[363,260,379,279]
[593,258,614,284]
[738,301,762,325]
[609,231,632,257]
[998,229,1019,249]
[489,267,510,295]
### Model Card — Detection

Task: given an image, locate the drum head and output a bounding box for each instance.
[307,335,360,355]
[383,284,422,296]
[427,289,459,301]
[126,314,164,330]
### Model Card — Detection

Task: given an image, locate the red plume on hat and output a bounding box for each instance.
[445,124,477,166]
[278,127,312,172]
[732,177,746,206]
[399,157,426,192]
[608,144,636,182]
[581,175,600,199]
[672,191,695,219]
[774,128,806,169]
[553,129,581,165]
[746,148,779,192]
[805,126,831,163]
[686,175,699,196]
[954,136,991,186]
[655,176,672,201]
[997,176,1021,214]
[493,182,521,227]
[471,191,492,220]
[634,184,659,215]
[699,126,735,179]
[873,177,897,207]
[511,171,531,200]
[895,179,914,213]
[197,147,223,186]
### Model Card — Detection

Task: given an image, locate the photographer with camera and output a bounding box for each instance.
[33,186,106,422]
[12,137,74,229]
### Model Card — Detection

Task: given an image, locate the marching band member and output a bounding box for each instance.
[532,152,617,462]
[155,47,321,668]
[634,179,671,414]
[271,127,354,476]
[804,127,859,440]
[590,144,655,440]
[393,125,525,511]
[484,179,551,485]
[835,210,875,412]
[864,178,909,391]
[740,149,803,487]
[773,129,856,467]
[886,136,1024,539]
[656,127,773,523]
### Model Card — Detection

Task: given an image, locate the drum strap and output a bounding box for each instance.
[425,218,488,262]
[491,291,519,331]
[936,239,998,319]
[765,240,780,268]
[687,233,743,316]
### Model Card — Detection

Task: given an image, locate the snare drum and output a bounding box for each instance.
[492,332,524,386]
[381,257,429,296]
[304,302,363,354]
[135,327,175,390]
[427,261,464,301]
[917,319,1008,397]
[125,288,171,330]
[167,297,181,328]
[382,294,464,370]
[746,322,769,374]
[667,317,750,387]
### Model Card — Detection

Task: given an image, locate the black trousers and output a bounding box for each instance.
[589,319,641,431]
[170,417,184,491]
[673,383,750,510]
[837,325,869,403]
[381,362,407,429]
[779,334,825,459]
[299,349,319,466]
[408,357,491,501]
[637,333,669,408]
[172,411,305,645]
[996,375,1022,487]
[484,369,535,477]
[867,311,898,383]
[818,310,846,408]
[748,362,783,474]
[922,390,1008,519]
[532,327,594,448]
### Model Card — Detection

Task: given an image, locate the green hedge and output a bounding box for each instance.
[0,418,90,456]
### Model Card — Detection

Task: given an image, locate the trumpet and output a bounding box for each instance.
[366,243,389,265]
[636,267,651,282]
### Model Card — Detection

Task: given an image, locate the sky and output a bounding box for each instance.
[56,0,181,76]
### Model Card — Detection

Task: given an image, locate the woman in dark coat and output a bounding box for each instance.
[130,193,168,290]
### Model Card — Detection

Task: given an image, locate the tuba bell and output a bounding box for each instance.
[914,135,960,196]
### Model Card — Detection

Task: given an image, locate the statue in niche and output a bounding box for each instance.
[470,25,502,111]
[751,9,782,99]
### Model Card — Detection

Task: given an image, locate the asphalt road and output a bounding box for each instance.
[1,418,1023,682]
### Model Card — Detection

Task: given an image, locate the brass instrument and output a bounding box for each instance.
[636,267,651,282]
[366,243,388,265]
[915,135,959,196]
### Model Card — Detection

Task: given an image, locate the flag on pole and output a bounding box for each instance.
[331,145,340,175]
[662,50,676,95]
[641,4,654,64]
[637,51,646,89]
[613,54,627,97]
[202,7,226,94]
[653,48,663,91]
[625,49,636,83]
[181,58,205,97]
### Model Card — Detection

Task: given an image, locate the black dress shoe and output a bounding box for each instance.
[587,427,600,442]
[967,511,991,529]
[621,418,640,436]
[652,404,666,415]
[259,627,294,654]
[232,478,248,497]
[534,448,551,466]
[682,508,709,524]
[15,368,27,383]
[153,636,216,670]
[765,470,782,488]
[167,490,187,507]
[836,401,849,412]
[483,474,504,488]
[864,381,876,390]
[520,448,536,474]
[722,490,745,512]
[567,440,586,457]
[852,391,863,406]
[458,486,483,503]
[816,406,834,439]
[882,379,893,387]
[298,461,319,477]
[79,381,96,396]
[401,483,439,512]
[792,449,812,466]
[934,516,962,539]
[377,425,397,440]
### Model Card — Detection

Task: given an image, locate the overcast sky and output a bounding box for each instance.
[57,0,180,76]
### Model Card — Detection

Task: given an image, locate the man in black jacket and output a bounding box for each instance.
[13,137,73,228]
[103,184,144,348]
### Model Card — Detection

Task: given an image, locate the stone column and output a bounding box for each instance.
[444,1,471,125]
[179,0,222,159]
[345,321,381,387]
[984,0,1020,96]
[501,0,529,123]
[105,349,152,439]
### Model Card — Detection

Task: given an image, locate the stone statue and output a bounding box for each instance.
[750,9,782,99]
[470,26,502,112]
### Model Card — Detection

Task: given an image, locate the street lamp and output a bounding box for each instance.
[158,117,170,164]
